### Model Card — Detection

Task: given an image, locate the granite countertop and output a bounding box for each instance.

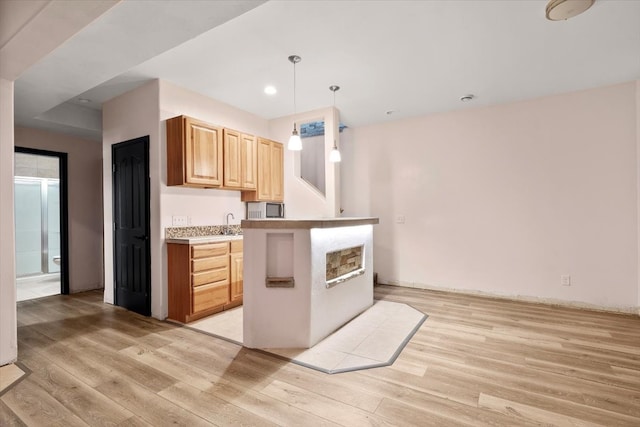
[166,234,243,245]
[241,217,379,229]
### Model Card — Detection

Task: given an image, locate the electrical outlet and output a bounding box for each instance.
[396,215,406,224]
[561,275,571,286]
[172,215,188,226]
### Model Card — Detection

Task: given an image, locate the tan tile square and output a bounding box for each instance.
[0,364,26,392]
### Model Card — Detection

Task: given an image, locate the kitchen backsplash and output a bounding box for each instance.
[165,224,242,239]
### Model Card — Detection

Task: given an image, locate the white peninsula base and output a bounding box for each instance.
[241,218,379,349]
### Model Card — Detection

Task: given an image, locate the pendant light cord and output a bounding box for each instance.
[332,90,336,148]
[293,61,297,115]
[287,55,303,150]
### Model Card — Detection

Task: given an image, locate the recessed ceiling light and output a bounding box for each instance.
[386,110,395,115]
[264,85,277,95]
[460,94,475,102]
[77,98,91,103]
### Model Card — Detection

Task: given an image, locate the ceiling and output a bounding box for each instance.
[7,0,640,141]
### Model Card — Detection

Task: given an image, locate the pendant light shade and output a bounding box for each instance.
[288,123,302,151]
[329,144,341,163]
[329,85,341,163]
[288,55,302,151]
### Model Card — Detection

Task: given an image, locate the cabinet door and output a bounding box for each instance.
[256,137,272,200]
[167,244,190,323]
[271,141,284,202]
[229,253,243,303]
[223,128,242,188]
[192,282,229,313]
[241,133,257,190]
[185,117,223,187]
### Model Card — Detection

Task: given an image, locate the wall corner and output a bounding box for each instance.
[0,78,17,365]
[636,80,640,310]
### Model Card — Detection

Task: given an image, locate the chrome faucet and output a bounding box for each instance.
[225,213,235,235]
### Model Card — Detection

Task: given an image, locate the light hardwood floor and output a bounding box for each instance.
[2,285,639,426]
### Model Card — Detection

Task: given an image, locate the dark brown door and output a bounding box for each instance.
[112,136,150,316]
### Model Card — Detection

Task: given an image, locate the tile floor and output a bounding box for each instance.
[188,306,244,345]
[16,274,60,302]
[0,364,27,394]
[187,300,427,374]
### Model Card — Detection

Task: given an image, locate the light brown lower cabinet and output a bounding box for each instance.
[229,240,243,305]
[168,239,243,323]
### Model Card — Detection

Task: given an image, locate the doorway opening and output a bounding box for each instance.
[299,119,326,196]
[14,147,69,301]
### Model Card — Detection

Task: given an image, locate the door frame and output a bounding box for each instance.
[14,146,70,295]
[111,136,151,315]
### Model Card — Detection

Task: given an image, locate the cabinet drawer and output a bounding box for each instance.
[192,268,228,287]
[230,240,243,254]
[192,256,227,273]
[191,242,228,258]
[192,283,229,313]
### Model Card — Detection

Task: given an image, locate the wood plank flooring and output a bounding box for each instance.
[2,285,639,426]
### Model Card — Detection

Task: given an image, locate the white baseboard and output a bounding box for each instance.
[382,280,640,317]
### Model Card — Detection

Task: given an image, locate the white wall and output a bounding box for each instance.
[0,78,17,365]
[637,80,640,313]
[0,0,117,366]
[15,127,104,292]
[103,80,272,320]
[343,82,639,312]
[102,80,162,315]
[159,80,269,228]
[270,107,340,218]
[158,81,270,320]
[300,133,326,195]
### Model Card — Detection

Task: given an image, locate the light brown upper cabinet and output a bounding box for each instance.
[223,128,242,188]
[241,133,257,190]
[167,115,223,187]
[223,128,257,190]
[242,138,284,202]
[271,141,284,201]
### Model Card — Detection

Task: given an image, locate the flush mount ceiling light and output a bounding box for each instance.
[287,55,302,151]
[329,85,341,163]
[546,0,595,21]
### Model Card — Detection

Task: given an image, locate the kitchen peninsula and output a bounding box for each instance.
[241,217,379,349]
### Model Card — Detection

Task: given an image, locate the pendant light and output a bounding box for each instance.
[287,55,302,151]
[329,85,341,163]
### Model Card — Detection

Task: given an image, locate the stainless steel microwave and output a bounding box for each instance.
[246,202,285,219]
